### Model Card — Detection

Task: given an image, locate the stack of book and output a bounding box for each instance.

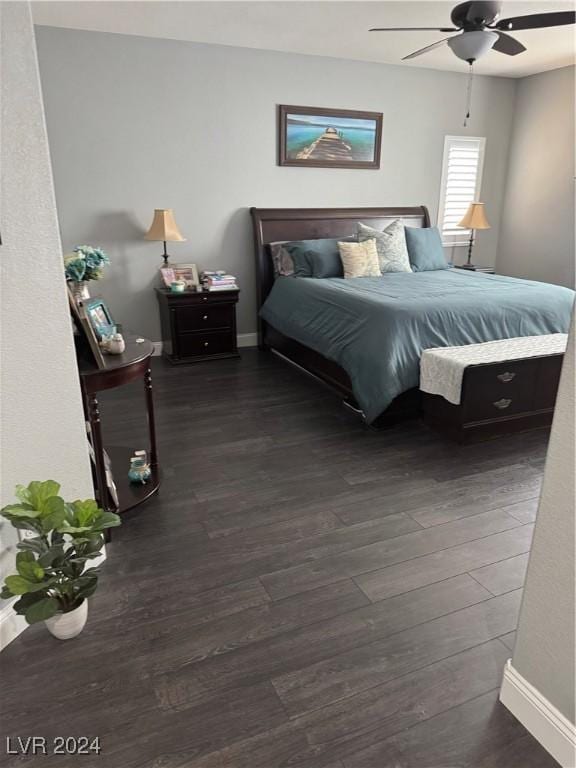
[201,271,238,291]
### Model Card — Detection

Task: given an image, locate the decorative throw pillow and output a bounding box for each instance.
[269,242,294,277]
[284,237,356,279]
[357,220,412,274]
[338,239,381,279]
[282,243,314,277]
[405,226,449,272]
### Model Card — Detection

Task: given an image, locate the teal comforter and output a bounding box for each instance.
[260,269,574,423]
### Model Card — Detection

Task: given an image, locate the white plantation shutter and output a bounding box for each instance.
[437,136,486,245]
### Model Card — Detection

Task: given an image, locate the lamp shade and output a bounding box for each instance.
[144,209,186,242]
[458,203,491,230]
[447,31,498,62]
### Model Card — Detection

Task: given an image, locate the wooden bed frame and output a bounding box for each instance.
[250,206,431,426]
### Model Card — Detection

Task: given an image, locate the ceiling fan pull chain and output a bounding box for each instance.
[463,62,474,127]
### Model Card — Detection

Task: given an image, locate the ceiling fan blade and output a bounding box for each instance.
[495,11,576,31]
[402,36,453,60]
[370,27,456,32]
[492,31,526,56]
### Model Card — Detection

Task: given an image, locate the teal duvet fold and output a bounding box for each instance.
[260,270,574,423]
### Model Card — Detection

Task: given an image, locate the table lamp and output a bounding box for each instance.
[457,202,490,269]
[144,209,186,265]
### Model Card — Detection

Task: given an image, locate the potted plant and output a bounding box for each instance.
[64,245,110,303]
[0,481,120,639]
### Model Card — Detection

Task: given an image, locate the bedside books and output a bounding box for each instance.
[201,271,238,291]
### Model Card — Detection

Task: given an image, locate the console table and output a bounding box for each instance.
[78,333,160,515]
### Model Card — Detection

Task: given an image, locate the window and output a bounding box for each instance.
[437,136,486,246]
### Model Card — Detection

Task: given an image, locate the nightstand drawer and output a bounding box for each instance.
[177,330,235,358]
[175,305,232,332]
[174,291,239,305]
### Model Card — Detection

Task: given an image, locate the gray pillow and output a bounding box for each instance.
[357,220,412,273]
[269,242,294,277]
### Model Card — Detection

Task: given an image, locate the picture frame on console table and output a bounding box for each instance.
[67,285,106,369]
[84,298,116,340]
[278,105,383,169]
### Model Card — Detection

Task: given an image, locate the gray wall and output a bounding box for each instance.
[497,66,575,289]
[35,26,516,341]
[512,312,575,723]
[0,3,93,648]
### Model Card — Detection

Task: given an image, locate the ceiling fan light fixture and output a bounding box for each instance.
[447,30,499,61]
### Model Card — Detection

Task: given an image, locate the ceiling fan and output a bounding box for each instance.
[370,1,576,63]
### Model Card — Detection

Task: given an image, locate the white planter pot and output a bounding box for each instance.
[72,281,90,304]
[45,601,88,640]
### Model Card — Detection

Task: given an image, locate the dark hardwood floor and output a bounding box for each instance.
[0,350,558,767]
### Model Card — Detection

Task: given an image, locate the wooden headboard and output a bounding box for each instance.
[250,205,431,345]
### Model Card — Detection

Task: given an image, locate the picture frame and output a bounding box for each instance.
[171,263,200,290]
[278,105,383,169]
[84,298,116,340]
[159,266,176,288]
[67,285,106,369]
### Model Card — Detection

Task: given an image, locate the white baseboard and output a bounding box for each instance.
[500,659,576,767]
[0,599,27,652]
[237,333,258,348]
[152,334,258,356]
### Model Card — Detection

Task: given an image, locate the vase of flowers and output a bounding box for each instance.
[64,245,110,303]
[0,480,121,640]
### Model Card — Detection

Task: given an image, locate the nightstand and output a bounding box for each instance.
[156,288,240,364]
[454,265,495,274]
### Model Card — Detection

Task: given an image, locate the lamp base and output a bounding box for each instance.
[162,241,170,266]
[458,263,476,270]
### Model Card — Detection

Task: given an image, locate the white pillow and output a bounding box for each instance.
[357,220,412,273]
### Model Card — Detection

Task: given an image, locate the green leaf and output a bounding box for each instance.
[12,592,45,615]
[26,481,61,512]
[16,552,45,582]
[4,575,54,595]
[38,546,65,569]
[41,506,67,533]
[15,484,31,504]
[93,512,122,531]
[0,585,14,599]
[57,523,93,534]
[39,497,66,532]
[76,578,98,600]
[70,498,99,527]
[25,597,59,624]
[5,575,39,595]
[1,504,41,519]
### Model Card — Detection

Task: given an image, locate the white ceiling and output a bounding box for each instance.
[32,1,576,78]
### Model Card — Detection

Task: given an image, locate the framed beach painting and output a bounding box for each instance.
[279,105,383,169]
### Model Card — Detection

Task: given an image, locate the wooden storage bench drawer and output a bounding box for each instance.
[422,351,565,443]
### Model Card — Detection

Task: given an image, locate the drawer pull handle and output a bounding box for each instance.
[203,342,209,347]
[494,398,512,410]
[497,372,516,383]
